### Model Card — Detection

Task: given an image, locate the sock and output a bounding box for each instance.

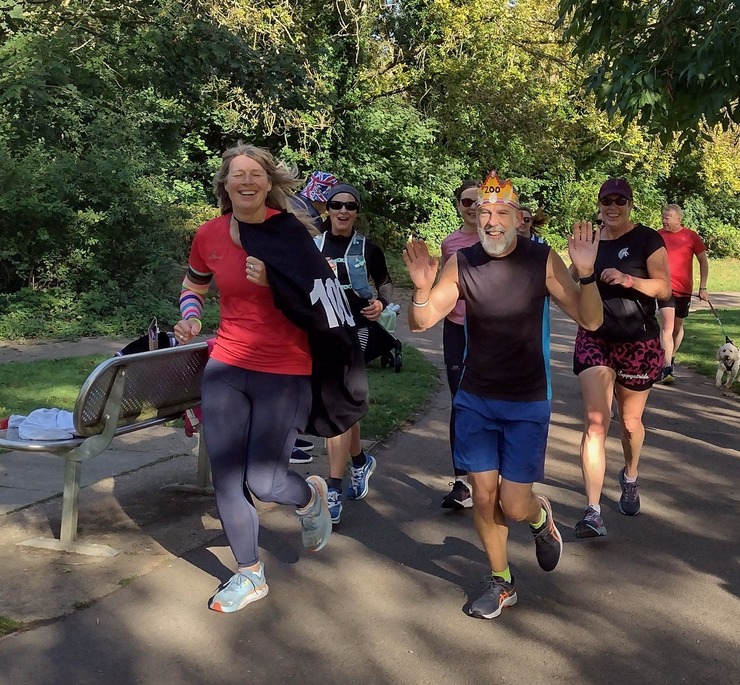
[671,356,675,366]
[238,563,264,578]
[624,472,638,483]
[327,477,343,491]
[351,451,367,468]
[589,503,601,515]
[492,566,512,583]
[530,507,547,530]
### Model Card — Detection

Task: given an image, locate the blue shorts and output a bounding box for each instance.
[452,390,550,483]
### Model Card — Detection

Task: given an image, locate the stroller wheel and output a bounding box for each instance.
[393,343,402,373]
[380,353,392,368]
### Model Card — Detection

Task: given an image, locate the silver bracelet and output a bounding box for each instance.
[412,297,430,308]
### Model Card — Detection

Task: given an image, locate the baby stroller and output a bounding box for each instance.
[359,304,402,372]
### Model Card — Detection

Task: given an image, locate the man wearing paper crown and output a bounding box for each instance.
[403,170,604,619]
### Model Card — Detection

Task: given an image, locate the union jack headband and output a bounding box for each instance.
[301,171,339,202]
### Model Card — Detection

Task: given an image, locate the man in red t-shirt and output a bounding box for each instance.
[657,203,710,384]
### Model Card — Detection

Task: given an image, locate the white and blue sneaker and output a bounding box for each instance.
[208,563,269,613]
[327,487,343,524]
[296,476,332,552]
[347,454,376,500]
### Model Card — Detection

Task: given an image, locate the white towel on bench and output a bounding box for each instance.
[9,409,77,440]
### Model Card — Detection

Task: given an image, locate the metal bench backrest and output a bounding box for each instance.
[73,343,210,437]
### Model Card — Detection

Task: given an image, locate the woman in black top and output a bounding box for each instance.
[315,184,391,525]
[572,178,670,539]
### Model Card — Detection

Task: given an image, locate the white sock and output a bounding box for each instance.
[589,503,601,515]
[624,473,638,483]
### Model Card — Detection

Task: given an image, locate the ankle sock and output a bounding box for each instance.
[623,472,638,484]
[237,564,264,579]
[492,566,512,583]
[351,451,367,468]
[589,503,601,515]
[327,477,343,491]
[530,507,547,530]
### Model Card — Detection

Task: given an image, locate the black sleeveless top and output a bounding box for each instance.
[457,237,551,402]
[586,223,665,342]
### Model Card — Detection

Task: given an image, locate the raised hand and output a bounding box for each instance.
[568,221,600,277]
[402,238,439,293]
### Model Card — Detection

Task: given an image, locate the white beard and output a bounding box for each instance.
[478,226,515,257]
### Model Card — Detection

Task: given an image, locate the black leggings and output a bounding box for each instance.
[443,319,467,477]
[201,359,312,567]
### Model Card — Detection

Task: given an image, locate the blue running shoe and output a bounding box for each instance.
[208,563,269,613]
[575,505,607,538]
[327,487,342,524]
[347,454,376,500]
[297,476,332,552]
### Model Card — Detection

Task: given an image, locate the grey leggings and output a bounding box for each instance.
[201,359,312,567]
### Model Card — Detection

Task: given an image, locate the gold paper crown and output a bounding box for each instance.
[478,170,519,208]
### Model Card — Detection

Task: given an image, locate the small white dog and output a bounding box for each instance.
[715,342,740,389]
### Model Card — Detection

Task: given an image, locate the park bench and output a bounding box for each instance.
[0,342,211,557]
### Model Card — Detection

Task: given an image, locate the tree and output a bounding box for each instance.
[557,0,740,141]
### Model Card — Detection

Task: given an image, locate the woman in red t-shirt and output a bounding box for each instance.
[174,144,332,613]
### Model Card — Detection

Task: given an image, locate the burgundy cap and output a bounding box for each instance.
[598,178,633,200]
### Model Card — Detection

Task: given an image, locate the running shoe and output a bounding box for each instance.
[289,448,313,464]
[618,467,641,516]
[297,476,332,552]
[531,495,563,572]
[661,367,675,385]
[327,486,342,524]
[295,438,315,451]
[208,564,269,613]
[441,480,473,510]
[468,575,518,619]
[347,454,376,500]
[575,505,607,538]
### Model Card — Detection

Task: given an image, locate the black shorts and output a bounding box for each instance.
[657,295,691,319]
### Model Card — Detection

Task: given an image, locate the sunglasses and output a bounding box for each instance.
[459,198,477,208]
[599,196,629,206]
[328,200,359,211]
[522,217,533,224]
[594,219,605,227]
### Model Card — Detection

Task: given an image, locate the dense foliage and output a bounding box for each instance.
[0,0,738,338]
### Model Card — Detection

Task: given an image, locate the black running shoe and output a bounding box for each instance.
[468,575,518,619]
[618,467,641,515]
[294,438,315,451]
[531,495,563,572]
[289,448,313,464]
[441,480,473,510]
[575,505,607,538]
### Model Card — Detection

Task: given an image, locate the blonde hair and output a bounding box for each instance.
[212,142,300,214]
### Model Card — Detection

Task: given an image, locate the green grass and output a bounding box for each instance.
[678,308,740,393]
[0,355,109,417]
[0,347,439,440]
[0,616,24,636]
[364,345,439,439]
[695,258,740,292]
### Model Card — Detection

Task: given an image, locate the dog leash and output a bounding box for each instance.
[701,296,733,344]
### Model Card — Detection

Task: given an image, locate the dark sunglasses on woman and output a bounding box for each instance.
[328,200,359,211]
[594,219,604,227]
[522,217,533,224]
[458,198,477,208]
[600,196,629,206]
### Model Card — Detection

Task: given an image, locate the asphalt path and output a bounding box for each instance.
[0,293,738,685]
